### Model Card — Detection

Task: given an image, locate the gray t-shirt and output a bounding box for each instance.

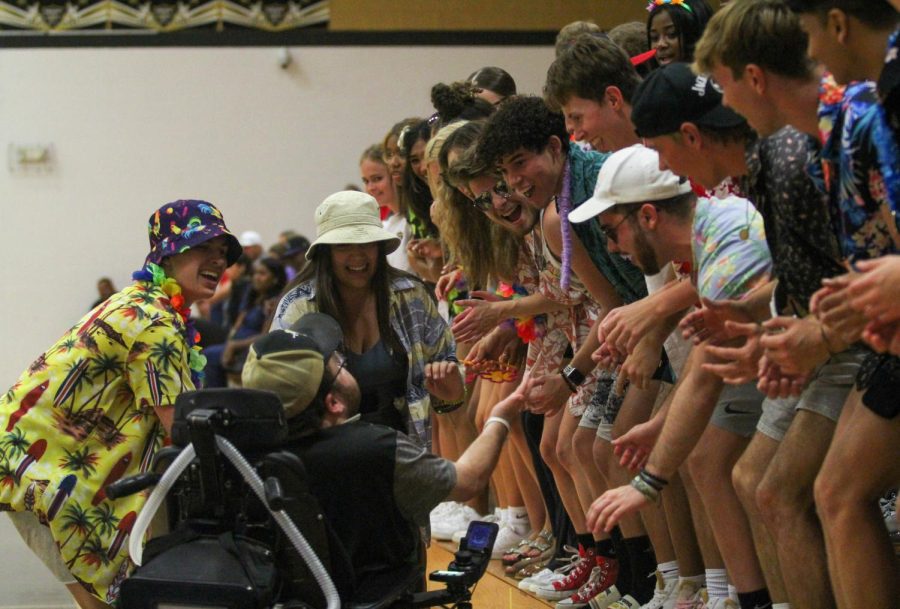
[393,432,457,527]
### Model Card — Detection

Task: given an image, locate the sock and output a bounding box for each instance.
[772,604,791,609]
[576,533,595,553]
[596,538,616,560]
[658,560,679,584]
[623,535,657,604]
[611,531,633,596]
[705,568,728,600]
[738,588,772,609]
[507,506,530,534]
[729,584,738,602]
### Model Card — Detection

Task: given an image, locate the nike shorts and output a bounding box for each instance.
[578,375,624,442]
[710,382,764,438]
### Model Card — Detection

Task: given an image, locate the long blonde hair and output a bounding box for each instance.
[426,121,519,289]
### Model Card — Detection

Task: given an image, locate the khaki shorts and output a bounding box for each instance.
[7,511,75,584]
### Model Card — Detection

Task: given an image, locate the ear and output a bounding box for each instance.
[604,86,625,111]
[826,8,849,45]
[679,122,703,149]
[547,135,563,156]
[323,391,344,417]
[743,64,767,95]
[638,202,661,230]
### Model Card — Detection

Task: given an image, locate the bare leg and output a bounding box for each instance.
[686,424,765,592]
[663,471,705,576]
[732,431,789,602]
[815,391,900,609]
[510,415,547,533]
[542,410,588,533]
[67,584,112,609]
[680,465,725,569]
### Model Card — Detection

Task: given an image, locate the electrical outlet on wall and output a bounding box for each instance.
[8,143,55,174]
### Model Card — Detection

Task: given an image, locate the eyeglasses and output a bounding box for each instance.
[324,350,347,395]
[599,205,640,244]
[472,180,511,212]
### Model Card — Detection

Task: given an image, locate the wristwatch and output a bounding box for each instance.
[562,364,586,387]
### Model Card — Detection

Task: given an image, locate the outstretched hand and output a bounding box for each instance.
[587,484,649,535]
[680,297,752,345]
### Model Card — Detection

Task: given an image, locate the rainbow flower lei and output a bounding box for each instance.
[647,0,693,13]
[132,262,206,385]
[496,281,546,343]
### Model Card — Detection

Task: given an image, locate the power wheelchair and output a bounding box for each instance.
[107,388,497,609]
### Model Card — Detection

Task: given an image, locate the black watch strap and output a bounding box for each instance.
[562,364,586,386]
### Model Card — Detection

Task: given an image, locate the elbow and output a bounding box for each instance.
[448,465,488,502]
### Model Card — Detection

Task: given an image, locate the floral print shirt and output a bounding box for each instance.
[0,282,193,602]
[272,275,458,451]
[692,195,772,301]
[818,78,898,262]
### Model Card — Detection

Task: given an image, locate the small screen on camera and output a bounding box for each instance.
[464,522,493,552]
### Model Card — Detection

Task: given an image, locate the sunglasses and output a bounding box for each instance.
[472,180,511,212]
[599,206,640,244]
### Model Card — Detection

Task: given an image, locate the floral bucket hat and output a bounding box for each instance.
[145,199,243,266]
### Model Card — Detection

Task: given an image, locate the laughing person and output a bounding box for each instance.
[0,200,242,608]
[271,191,463,451]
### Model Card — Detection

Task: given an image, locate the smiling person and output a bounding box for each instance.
[272,191,463,451]
[646,0,714,67]
[0,200,242,608]
[360,143,412,273]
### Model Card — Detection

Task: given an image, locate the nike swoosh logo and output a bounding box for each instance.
[723,404,754,415]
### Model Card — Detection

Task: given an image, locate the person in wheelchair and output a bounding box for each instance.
[241,312,530,603]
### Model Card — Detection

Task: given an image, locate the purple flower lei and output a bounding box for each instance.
[558,158,574,290]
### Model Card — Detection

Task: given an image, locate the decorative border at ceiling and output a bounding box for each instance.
[0,1,328,34]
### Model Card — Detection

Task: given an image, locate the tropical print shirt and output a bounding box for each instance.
[272,275,458,451]
[739,126,845,316]
[818,78,898,262]
[692,195,772,301]
[0,282,193,602]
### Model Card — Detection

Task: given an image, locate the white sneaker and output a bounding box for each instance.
[519,567,555,592]
[430,501,458,525]
[491,522,533,559]
[524,548,580,593]
[452,507,501,544]
[432,504,480,541]
[671,578,705,609]
[607,595,640,609]
[640,571,677,609]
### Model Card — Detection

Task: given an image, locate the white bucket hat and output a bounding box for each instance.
[306,191,402,260]
[568,144,693,224]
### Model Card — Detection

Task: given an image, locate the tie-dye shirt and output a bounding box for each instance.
[273,275,458,451]
[0,282,192,602]
[691,195,772,301]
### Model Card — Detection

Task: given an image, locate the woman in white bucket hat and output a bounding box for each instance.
[272,191,464,450]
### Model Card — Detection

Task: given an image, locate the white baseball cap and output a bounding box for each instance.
[240,230,263,247]
[568,144,692,224]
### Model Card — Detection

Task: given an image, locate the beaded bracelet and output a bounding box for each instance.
[639,468,669,491]
[630,475,661,504]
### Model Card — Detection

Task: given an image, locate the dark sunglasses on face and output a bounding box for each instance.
[472,180,511,212]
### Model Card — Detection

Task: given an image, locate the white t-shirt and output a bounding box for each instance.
[384,212,412,273]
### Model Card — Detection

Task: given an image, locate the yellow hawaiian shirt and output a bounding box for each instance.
[0,282,193,602]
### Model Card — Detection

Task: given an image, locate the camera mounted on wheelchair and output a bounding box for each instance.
[107,388,497,609]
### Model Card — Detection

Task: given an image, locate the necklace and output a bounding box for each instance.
[557,159,574,290]
[132,262,206,385]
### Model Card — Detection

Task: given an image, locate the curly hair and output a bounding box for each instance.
[476,95,569,167]
[431,81,495,130]
[428,121,519,287]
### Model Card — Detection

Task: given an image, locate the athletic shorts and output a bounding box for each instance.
[578,375,625,442]
[7,511,76,584]
[856,352,900,420]
[710,382,764,438]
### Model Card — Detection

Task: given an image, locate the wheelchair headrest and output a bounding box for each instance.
[172,388,287,450]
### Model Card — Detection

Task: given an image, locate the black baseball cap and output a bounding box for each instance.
[631,62,747,139]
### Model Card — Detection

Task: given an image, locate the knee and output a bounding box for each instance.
[731,455,761,510]
[572,431,593,464]
[813,469,845,523]
[540,438,560,470]
[592,438,610,473]
[556,436,576,472]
